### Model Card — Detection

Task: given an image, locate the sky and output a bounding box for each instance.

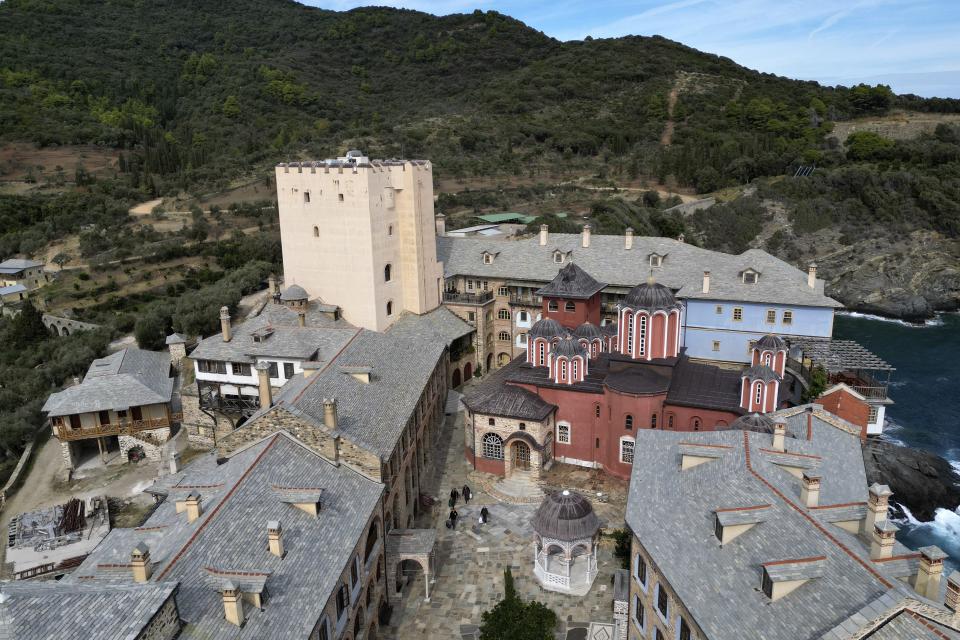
[302,0,960,98]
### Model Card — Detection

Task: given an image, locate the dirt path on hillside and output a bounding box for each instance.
[661,82,680,146]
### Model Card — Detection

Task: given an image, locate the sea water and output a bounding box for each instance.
[833,312,960,568]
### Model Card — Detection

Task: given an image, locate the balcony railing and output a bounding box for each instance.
[509,295,541,307]
[54,413,182,441]
[851,385,889,400]
[443,290,493,305]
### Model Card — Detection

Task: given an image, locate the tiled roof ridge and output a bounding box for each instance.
[809,501,868,510]
[906,609,954,640]
[761,555,827,567]
[715,504,772,513]
[742,432,893,589]
[204,567,272,577]
[677,441,732,449]
[758,447,822,460]
[154,434,281,580]
[171,483,224,490]
[270,484,325,491]
[291,329,362,404]
[873,553,922,563]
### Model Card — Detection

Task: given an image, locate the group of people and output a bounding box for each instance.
[445,484,489,530]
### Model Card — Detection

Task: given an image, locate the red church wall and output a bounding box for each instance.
[662,405,739,431]
[650,313,667,360]
[465,445,506,475]
[775,351,785,377]
[818,387,870,440]
[765,380,778,413]
[667,312,679,357]
[541,294,602,329]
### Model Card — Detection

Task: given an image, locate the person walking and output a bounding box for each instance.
[462,484,472,504]
[480,506,489,524]
[449,508,459,530]
[450,488,459,506]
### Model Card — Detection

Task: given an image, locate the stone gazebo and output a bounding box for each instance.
[531,489,601,596]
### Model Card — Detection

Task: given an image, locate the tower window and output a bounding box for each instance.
[384,264,392,282]
[304,191,311,203]
[338,193,344,202]
[498,309,510,320]
[388,225,393,236]
[625,414,633,430]
[548,301,558,312]
[755,382,763,406]
[564,301,576,312]
[498,331,510,341]
[313,226,320,237]
[386,300,393,316]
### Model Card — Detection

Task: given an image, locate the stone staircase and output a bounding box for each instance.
[483,471,544,504]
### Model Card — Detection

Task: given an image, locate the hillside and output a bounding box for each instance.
[0,0,959,318]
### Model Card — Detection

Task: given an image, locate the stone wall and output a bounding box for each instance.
[120,433,164,462]
[60,441,79,470]
[180,390,233,448]
[463,408,552,478]
[135,594,182,640]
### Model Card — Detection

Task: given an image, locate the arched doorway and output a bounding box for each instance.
[485,352,493,371]
[395,559,426,599]
[452,369,461,388]
[498,352,510,367]
[464,362,473,380]
[512,441,531,471]
[61,325,70,336]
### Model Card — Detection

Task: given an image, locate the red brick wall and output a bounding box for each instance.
[465,446,506,475]
[541,294,601,330]
[818,388,870,439]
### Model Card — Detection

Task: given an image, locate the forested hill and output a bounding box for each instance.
[1,0,955,192]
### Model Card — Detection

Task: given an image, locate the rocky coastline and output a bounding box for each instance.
[862,438,960,522]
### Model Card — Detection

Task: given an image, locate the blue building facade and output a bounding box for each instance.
[682,299,835,363]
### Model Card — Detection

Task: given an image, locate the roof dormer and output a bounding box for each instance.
[714,504,771,545]
[481,251,498,265]
[553,250,566,264]
[760,556,826,601]
[740,268,760,284]
[648,253,666,268]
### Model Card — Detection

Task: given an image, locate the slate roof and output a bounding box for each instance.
[279,284,308,301]
[553,336,587,358]
[665,357,745,413]
[532,490,601,542]
[756,334,787,351]
[529,317,568,339]
[165,333,187,345]
[437,234,842,307]
[0,258,43,273]
[742,364,781,382]
[265,307,471,458]
[722,413,777,434]
[0,581,178,640]
[624,280,681,311]
[535,263,606,300]
[573,322,604,340]
[463,382,556,421]
[69,432,383,640]
[0,284,26,297]
[625,407,929,640]
[42,348,173,417]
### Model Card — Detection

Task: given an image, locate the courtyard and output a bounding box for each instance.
[383,385,630,640]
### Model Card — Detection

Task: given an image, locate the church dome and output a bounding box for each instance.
[742,364,780,382]
[532,490,601,541]
[280,284,309,301]
[573,322,603,340]
[553,336,587,359]
[721,413,777,434]
[755,334,787,351]
[529,318,568,340]
[623,280,679,312]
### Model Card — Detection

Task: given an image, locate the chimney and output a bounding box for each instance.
[185,492,202,523]
[268,274,278,296]
[870,521,898,560]
[301,361,322,378]
[435,213,446,237]
[131,543,152,583]
[945,571,960,614]
[255,362,272,409]
[800,472,821,508]
[582,224,592,248]
[323,398,338,429]
[678,233,685,243]
[864,483,893,535]
[702,271,711,294]
[267,521,284,558]
[539,224,549,246]
[222,581,245,627]
[297,311,306,328]
[220,306,232,342]
[169,451,181,475]
[806,405,814,440]
[625,228,634,250]
[772,420,786,451]
[807,262,817,289]
[915,545,947,600]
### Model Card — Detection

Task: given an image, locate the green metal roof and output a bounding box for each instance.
[476,212,537,224]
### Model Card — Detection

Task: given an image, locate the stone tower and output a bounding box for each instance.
[275,151,443,331]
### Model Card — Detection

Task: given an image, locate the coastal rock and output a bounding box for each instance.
[862,439,960,521]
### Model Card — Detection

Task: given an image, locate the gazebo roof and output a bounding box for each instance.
[532,490,601,541]
[789,338,894,373]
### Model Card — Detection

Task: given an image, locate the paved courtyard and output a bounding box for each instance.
[383,386,629,639]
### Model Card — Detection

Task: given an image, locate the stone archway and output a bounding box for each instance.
[512,440,531,471]
[386,529,437,604]
[498,352,510,367]
[464,362,473,381]
[485,352,493,371]
[452,369,461,388]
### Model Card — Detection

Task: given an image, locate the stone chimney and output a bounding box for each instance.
[297,310,306,328]
[772,420,786,451]
[222,581,245,627]
[169,451,181,475]
[255,362,272,409]
[435,213,446,237]
[301,361,322,379]
[625,228,634,250]
[870,521,898,560]
[807,262,817,289]
[268,273,278,296]
[915,545,947,600]
[678,232,685,243]
[806,406,815,440]
[323,398,338,429]
[864,483,893,535]
[539,224,549,246]
[267,521,284,558]
[131,543,152,583]
[220,306,232,342]
[581,224,592,248]
[800,472,820,508]
[945,571,960,614]
[702,271,711,294]
[185,492,202,523]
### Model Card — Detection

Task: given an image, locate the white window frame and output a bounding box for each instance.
[733,307,743,322]
[633,594,646,630]
[498,286,508,296]
[620,437,635,464]
[467,280,474,291]
[712,340,720,352]
[783,310,793,325]
[765,309,776,324]
[556,422,571,444]
[755,381,763,406]
[638,315,647,356]
[482,433,504,460]
[483,253,493,264]
[560,359,567,381]
[517,333,527,345]
[655,583,670,624]
[634,553,648,591]
[572,359,579,380]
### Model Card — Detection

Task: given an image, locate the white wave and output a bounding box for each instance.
[893,502,921,526]
[897,504,960,559]
[951,460,960,476]
[839,310,944,327]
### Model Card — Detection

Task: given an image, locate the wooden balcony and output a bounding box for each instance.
[54,413,182,441]
[443,291,493,305]
[509,294,541,307]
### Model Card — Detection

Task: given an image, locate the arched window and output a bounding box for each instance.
[626,313,634,354]
[388,225,393,236]
[386,300,393,316]
[304,191,311,203]
[498,309,510,320]
[625,414,634,430]
[560,359,567,380]
[595,404,601,418]
[667,414,675,430]
[650,414,657,429]
[692,417,702,431]
[548,300,559,312]
[519,311,528,322]
[564,301,576,312]
[764,353,772,367]
[498,331,510,341]
[572,359,579,380]
[538,341,545,365]
[638,315,647,356]
[313,225,319,237]
[482,433,504,460]
[620,437,635,464]
[384,264,392,282]
[755,381,763,406]
[556,422,571,444]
